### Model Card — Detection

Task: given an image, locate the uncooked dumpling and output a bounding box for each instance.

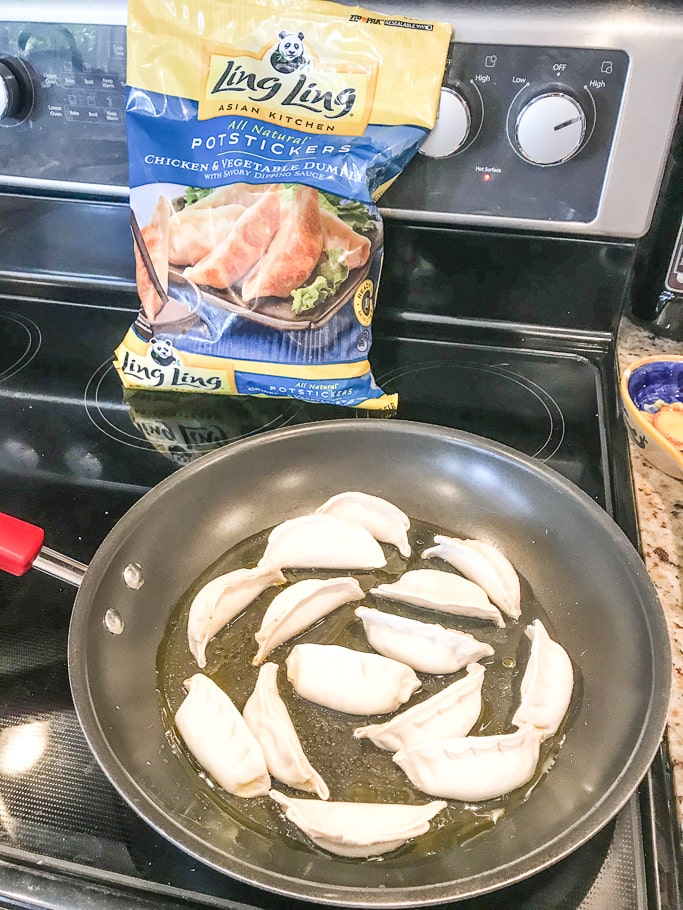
[286,643,420,715]
[355,606,494,674]
[316,491,411,558]
[253,576,364,665]
[258,514,386,571]
[393,726,543,802]
[269,789,447,858]
[243,663,329,799]
[187,565,286,668]
[174,674,270,798]
[422,535,521,620]
[354,663,486,752]
[511,619,573,740]
[371,569,505,627]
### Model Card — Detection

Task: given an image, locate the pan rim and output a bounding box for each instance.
[67,418,672,907]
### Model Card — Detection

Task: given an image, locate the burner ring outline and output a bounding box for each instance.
[375,359,566,463]
[0,312,42,383]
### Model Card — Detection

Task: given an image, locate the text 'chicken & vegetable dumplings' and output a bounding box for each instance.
[115,0,451,408]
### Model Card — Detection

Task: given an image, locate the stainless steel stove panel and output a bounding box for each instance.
[0,1,681,237]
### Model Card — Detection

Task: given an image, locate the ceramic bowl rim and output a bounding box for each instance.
[620,354,683,472]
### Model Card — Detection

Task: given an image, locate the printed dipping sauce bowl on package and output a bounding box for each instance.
[115,0,452,408]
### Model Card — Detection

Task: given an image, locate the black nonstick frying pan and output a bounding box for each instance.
[0,420,671,907]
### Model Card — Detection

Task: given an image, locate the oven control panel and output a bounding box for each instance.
[0,20,128,190]
[380,43,629,225]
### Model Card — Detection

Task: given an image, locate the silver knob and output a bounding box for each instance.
[420,87,472,159]
[513,92,587,166]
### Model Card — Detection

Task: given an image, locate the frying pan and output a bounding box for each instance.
[1,420,671,907]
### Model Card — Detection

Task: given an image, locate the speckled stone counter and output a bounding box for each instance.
[617,316,683,828]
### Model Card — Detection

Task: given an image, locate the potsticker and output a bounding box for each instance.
[242,185,324,301]
[320,209,371,270]
[184,187,281,289]
[169,203,246,267]
[190,182,269,210]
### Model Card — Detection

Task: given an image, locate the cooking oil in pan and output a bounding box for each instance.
[157,519,572,858]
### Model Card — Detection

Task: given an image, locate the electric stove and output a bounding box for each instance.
[0,2,681,908]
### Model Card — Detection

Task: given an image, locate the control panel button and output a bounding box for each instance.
[512,92,587,166]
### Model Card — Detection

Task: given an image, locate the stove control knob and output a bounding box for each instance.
[510,91,588,166]
[0,61,21,121]
[420,83,482,159]
[0,57,34,125]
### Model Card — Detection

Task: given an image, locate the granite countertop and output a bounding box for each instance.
[617,316,683,828]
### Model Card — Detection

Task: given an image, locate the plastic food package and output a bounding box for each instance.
[115,0,451,408]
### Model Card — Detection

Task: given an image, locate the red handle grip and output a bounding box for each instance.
[0,513,45,576]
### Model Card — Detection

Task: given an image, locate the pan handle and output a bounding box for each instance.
[0,513,86,587]
[32,547,87,588]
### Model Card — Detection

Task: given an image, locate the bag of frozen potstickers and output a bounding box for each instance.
[115,0,451,408]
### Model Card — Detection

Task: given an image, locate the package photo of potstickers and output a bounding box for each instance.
[115,0,451,408]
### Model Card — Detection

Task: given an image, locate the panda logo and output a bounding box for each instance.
[149,337,179,367]
[270,31,308,74]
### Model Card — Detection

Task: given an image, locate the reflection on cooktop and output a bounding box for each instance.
[85,358,301,465]
[0,297,606,509]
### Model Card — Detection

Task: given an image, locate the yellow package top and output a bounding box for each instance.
[127,0,452,133]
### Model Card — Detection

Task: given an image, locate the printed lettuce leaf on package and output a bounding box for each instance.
[114,0,451,409]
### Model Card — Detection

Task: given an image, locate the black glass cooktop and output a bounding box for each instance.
[0,291,671,910]
[0,297,607,532]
